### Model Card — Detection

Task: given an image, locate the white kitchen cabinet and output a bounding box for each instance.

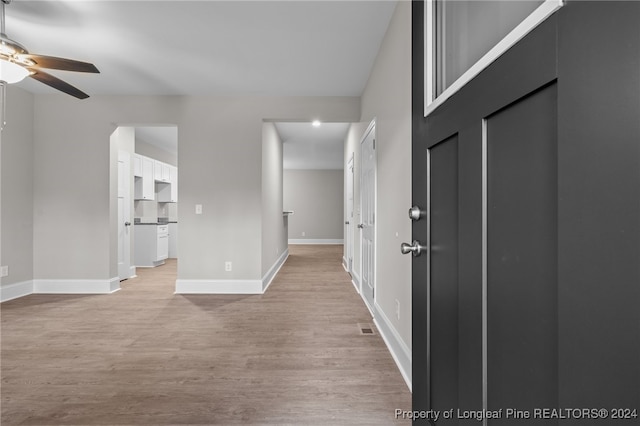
[134,224,168,267]
[133,154,142,177]
[156,165,178,203]
[134,156,155,200]
[157,225,169,260]
[168,222,178,258]
[154,160,171,182]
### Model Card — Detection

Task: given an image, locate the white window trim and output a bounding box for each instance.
[424,0,564,117]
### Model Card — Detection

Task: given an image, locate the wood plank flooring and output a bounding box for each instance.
[1,245,411,425]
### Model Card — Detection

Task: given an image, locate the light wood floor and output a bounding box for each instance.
[1,245,411,425]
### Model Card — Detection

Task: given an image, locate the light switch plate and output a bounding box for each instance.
[195,204,203,214]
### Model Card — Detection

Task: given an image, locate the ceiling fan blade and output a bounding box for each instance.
[20,54,99,73]
[28,69,90,99]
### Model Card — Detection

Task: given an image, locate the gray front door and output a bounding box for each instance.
[412,2,639,424]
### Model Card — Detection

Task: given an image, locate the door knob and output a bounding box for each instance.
[124,222,131,227]
[401,240,426,256]
[408,205,424,221]
[357,224,364,229]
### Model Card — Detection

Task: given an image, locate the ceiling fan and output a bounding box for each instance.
[0,0,99,99]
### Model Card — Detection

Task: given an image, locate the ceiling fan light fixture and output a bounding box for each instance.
[0,58,28,83]
[0,43,15,56]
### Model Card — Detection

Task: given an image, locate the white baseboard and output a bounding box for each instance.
[288,239,344,245]
[33,277,121,294]
[175,249,291,295]
[351,270,361,293]
[1,280,34,302]
[374,303,412,392]
[262,249,289,292]
[175,279,263,294]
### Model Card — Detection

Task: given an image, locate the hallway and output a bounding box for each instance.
[1,245,411,425]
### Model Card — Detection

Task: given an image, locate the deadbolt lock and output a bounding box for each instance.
[408,205,424,221]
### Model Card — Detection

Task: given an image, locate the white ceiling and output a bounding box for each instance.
[7,1,393,166]
[276,121,349,170]
[7,0,397,97]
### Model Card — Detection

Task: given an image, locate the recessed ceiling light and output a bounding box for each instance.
[312,120,321,127]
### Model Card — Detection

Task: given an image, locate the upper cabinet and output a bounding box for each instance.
[133,155,143,177]
[157,165,178,203]
[134,155,178,202]
[134,155,155,200]
[154,160,171,183]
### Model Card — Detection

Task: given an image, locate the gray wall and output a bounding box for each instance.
[261,122,287,276]
[1,87,34,286]
[284,169,344,242]
[361,0,412,351]
[21,95,358,284]
[345,1,412,355]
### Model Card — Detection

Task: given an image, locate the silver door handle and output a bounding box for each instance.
[408,205,424,221]
[357,224,364,229]
[401,240,426,256]
[124,222,131,227]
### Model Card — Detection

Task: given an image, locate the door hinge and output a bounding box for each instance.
[373,138,376,149]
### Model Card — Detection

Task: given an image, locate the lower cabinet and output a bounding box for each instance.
[168,222,178,258]
[134,224,168,267]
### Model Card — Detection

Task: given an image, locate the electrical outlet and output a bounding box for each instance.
[395,299,400,320]
[0,266,8,278]
[302,231,306,237]
[225,261,232,272]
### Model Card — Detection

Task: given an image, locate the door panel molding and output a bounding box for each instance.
[485,84,559,424]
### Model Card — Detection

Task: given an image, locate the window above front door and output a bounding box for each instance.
[424,0,564,117]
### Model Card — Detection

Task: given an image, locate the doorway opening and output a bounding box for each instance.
[275,121,349,248]
[111,124,179,285]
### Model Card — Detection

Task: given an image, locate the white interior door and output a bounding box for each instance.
[346,154,355,273]
[360,122,376,311]
[118,151,132,280]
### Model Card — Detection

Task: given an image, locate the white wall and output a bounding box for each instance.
[345,1,412,387]
[284,169,344,243]
[24,95,358,289]
[1,87,34,290]
[261,122,287,280]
